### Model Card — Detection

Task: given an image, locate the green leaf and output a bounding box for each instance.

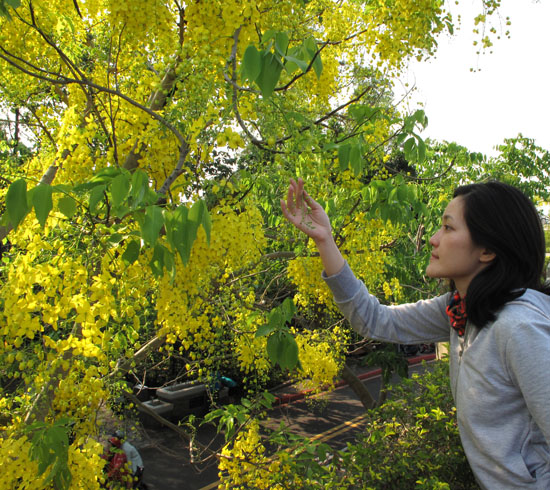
[275,32,289,56]
[188,199,211,244]
[380,204,390,222]
[130,169,149,208]
[412,109,428,129]
[255,323,275,338]
[388,186,398,203]
[267,333,282,365]
[57,196,77,219]
[280,332,299,370]
[31,184,53,228]
[0,0,20,19]
[257,52,283,98]
[163,245,176,282]
[268,309,283,330]
[304,37,323,78]
[284,54,309,74]
[6,179,29,230]
[417,137,427,162]
[396,185,409,203]
[242,44,262,83]
[394,132,408,145]
[73,167,120,193]
[163,209,176,248]
[279,298,296,322]
[349,144,362,176]
[88,184,106,213]
[51,184,72,194]
[403,137,416,160]
[140,205,164,247]
[169,206,193,265]
[149,243,169,278]
[110,173,130,208]
[349,105,378,124]
[122,239,141,265]
[107,233,123,244]
[261,29,277,44]
[27,419,72,490]
[94,166,122,180]
[338,144,350,171]
[266,331,299,371]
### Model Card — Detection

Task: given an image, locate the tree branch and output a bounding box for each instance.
[0,49,186,148]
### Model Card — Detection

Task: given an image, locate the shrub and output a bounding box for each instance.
[333,359,477,489]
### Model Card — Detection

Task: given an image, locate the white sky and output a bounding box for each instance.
[397,0,550,157]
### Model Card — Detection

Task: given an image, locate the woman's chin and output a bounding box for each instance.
[425,265,436,278]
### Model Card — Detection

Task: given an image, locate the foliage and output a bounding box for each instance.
[339,360,476,489]
[216,359,477,489]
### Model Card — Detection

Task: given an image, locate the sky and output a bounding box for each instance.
[397,0,550,157]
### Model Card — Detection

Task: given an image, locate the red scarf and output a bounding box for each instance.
[446,291,467,337]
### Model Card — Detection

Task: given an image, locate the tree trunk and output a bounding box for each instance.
[341,363,376,411]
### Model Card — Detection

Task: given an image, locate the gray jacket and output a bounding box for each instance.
[324,262,550,489]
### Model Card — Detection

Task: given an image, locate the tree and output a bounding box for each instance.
[0,0,519,488]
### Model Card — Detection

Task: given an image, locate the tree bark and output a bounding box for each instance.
[123,66,178,171]
[341,363,376,411]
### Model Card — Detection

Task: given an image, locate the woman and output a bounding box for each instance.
[281,178,550,489]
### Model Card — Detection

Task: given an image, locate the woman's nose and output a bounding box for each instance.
[429,230,440,247]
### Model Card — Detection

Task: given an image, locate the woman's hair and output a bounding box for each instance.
[453,181,550,327]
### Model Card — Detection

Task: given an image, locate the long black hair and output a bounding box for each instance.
[453,181,550,327]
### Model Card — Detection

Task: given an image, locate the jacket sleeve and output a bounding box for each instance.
[323,262,451,344]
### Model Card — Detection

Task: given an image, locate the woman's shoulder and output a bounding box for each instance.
[490,290,550,367]
[501,289,550,320]
[491,289,550,341]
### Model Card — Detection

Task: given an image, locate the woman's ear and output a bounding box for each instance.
[480,249,496,264]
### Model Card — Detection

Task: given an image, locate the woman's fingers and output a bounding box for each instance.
[290,178,302,211]
[285,183,294,214]
[281,178,317,228]
[285,178,304,215]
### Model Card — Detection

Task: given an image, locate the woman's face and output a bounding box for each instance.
[426,196,494,297]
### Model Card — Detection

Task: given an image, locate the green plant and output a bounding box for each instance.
[336,359,476,489]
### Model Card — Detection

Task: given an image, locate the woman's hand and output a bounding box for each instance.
[280,178,332,244]
[280,178,345,276]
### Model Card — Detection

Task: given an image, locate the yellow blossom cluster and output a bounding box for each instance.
[295,326,348,392]
[183,0,259,71]
[342,215,404,290]
[156,204,267,376]
[0,214,155,430]
[0,433,105,490]
[287,254,336,311]
[0,436,47,490]
[232,308,271,378]
[102,0,175,51]
[219,420,282,490]
[383,277,404,302]
[360,0,449,68]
